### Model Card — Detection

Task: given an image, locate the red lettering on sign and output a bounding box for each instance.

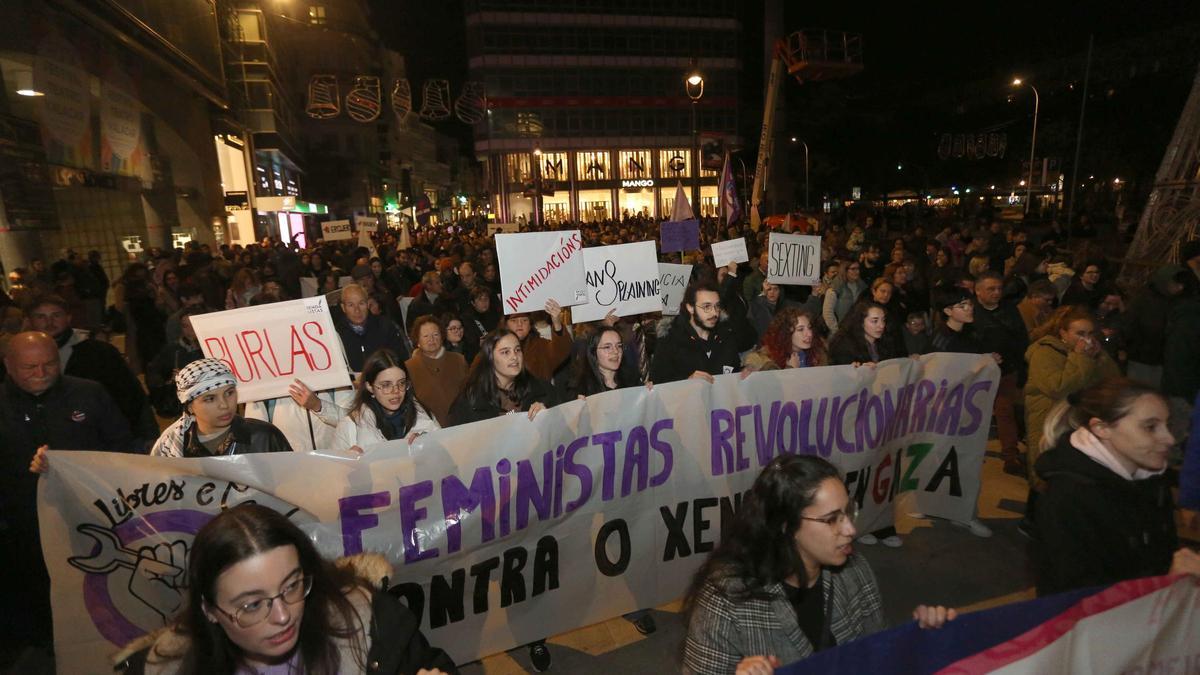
[302,321,333,370]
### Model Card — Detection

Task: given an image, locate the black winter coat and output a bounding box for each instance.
[648,314,741,384]
[177,416,293,457]
[448,374,560,426]
[1033,438,1177,596]
[968,302,1027,377]
[337,313,411,372]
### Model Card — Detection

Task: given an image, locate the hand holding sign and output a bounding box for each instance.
[711,237,749,268]
[767,232,822,285]
[495,231,588,315]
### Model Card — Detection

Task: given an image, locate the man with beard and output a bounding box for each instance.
[650,281,741,383]
[23,294,157,446]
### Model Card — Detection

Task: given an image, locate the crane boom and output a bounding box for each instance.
[749,50,785,230]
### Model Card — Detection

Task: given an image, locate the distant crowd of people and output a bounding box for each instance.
[3,212,1199,674]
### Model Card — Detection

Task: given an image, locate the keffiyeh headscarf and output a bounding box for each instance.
[150,359,237,458]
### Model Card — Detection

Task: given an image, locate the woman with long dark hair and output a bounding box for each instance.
[682,456,955,674]
[116,503,455,674]
[743,307,826,371]
[828,301,896,367]
[334,349,439,454]
[446,328,559,670]
[448,328,559,426]
[1034,378,1200,596]
[565,326,643,398]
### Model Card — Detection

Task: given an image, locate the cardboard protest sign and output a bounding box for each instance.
[766,232,822,285]
[354,214,379,232]
[321,219,353,241]
[572,241,661,323]
[491,222,520,235]
[190,296,352,402]
[495,230,588,314]
[40,354,998,673]
[659,219,699,253]
[711,237,749,267]
[658,263,693,315]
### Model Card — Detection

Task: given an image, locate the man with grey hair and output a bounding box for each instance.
[335,283,409,372]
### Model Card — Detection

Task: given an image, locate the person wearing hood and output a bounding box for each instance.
[1119,264,1189,389]
[1033,378,1200,596]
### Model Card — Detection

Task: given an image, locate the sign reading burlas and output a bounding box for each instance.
[189,297,352,402]
[495,230,589,315]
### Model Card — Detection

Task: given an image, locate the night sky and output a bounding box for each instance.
[371,0,1200,202]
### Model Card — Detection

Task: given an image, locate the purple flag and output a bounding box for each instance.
[660,219,700,253]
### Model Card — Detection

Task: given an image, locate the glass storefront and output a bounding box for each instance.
[577,188,612,223]
[618,187,655,219]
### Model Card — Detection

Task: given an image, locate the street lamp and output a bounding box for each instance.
[1012,78,1040,216]
[685,59,704,218]
[792,137,809,210]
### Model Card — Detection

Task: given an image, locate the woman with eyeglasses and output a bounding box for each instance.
[682,456,956,675]
[565,326,644,399]
[821,261,866,334]
[115,503,455,674]
[334,349,439,455]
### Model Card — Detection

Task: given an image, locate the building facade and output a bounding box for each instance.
[0,0,230,281]
[464,0,741,224]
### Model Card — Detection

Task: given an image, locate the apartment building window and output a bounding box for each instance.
[309,6,326,25]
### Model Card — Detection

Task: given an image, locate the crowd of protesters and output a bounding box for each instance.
[3,209,1200,674]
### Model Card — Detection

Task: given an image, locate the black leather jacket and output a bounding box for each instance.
[179,416,292,457]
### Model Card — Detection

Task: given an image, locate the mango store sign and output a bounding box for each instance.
[495,231,589,315]
[573,241,662,323]
[766,232,822,285]
[190,297,352,402]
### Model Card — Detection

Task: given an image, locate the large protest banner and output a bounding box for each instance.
[573,241,661,323]
[767,232,822,285]
[494,230,589,314]
[783,575,1200,675]
[658,263,693,316]
[40,354,998,673]
[189,297,352,402]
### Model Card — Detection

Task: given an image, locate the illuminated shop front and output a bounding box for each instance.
[492,147,719,224]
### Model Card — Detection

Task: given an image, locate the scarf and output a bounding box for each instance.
[151,359,237,458]
[1070,426,1165,481]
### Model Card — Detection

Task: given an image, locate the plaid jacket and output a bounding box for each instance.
[682,554,885,674]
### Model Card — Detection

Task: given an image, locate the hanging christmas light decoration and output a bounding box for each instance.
[454,81,487,124]
[306,75,340,119]
[391,78,412,123]
[419,79,451,121]
[346,76,381,123]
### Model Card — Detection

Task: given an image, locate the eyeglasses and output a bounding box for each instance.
[210,575,312,628]
[374,380,408,393]
[695,303,722,313]
[597,343,624,352]
[799,501,858,528]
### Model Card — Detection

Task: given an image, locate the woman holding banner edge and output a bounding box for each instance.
[681,456,957,675]
[333,349,440,454]
[447,328,559,671]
